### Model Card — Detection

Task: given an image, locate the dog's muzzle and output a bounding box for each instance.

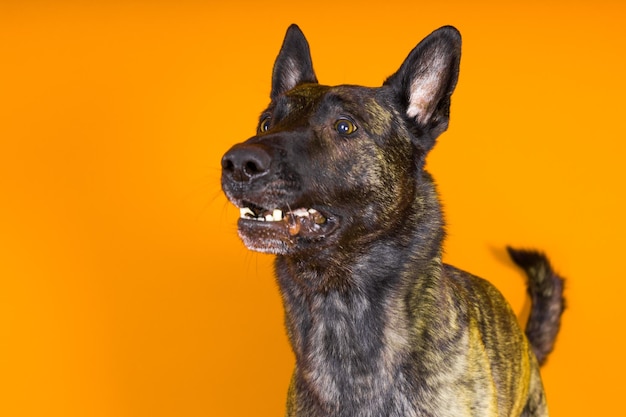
[221,142,339,254]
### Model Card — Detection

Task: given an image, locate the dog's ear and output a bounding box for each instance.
[271,24,318,101]
[384,26,461,148]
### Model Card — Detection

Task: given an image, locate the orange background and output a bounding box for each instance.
[1,1,625,416]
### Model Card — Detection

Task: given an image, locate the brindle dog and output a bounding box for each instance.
[221,25,565,417]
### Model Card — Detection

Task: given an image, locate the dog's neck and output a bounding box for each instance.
[274,179,445,413]
[276,250,443,414]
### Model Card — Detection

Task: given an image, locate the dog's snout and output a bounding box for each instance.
[222,144,272,183]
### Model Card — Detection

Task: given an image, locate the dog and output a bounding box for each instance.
[221,24,565,417]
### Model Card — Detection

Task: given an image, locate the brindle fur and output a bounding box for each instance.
[221,25,565,417]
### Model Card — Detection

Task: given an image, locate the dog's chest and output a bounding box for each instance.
[289,290,415,416]
[284,272,500,417]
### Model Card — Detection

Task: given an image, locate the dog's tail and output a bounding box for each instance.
[506,247,565,366]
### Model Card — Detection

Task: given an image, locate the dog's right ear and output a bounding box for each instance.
[270,24,318,101]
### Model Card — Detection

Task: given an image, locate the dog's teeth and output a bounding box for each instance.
[264,210,284,222]
[292,208,310,217]
[307,208,326,224]
[240,207,255,219]
[241,207,285,222]
[241,206,322,222]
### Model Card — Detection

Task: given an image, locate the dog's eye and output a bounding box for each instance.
[334,119,358,136]
[259,117,271,133]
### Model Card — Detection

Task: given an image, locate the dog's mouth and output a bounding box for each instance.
[236,201,339,254]
[239,205,328,235]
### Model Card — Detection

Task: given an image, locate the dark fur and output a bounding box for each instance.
[507,247,566,366]
[221,25,564,417]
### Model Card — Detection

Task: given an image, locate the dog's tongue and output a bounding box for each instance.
[286,208,327,237]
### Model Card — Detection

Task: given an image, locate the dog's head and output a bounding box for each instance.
[221,25,461,256]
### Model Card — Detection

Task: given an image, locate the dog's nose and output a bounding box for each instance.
[221,144,272,183]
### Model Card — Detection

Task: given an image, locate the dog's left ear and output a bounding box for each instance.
[384,26,461,149]
[271,24,318,101]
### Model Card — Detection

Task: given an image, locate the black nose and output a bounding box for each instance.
[221,144,272,183]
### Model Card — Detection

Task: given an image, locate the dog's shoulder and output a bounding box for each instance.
[441,263,525,344]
